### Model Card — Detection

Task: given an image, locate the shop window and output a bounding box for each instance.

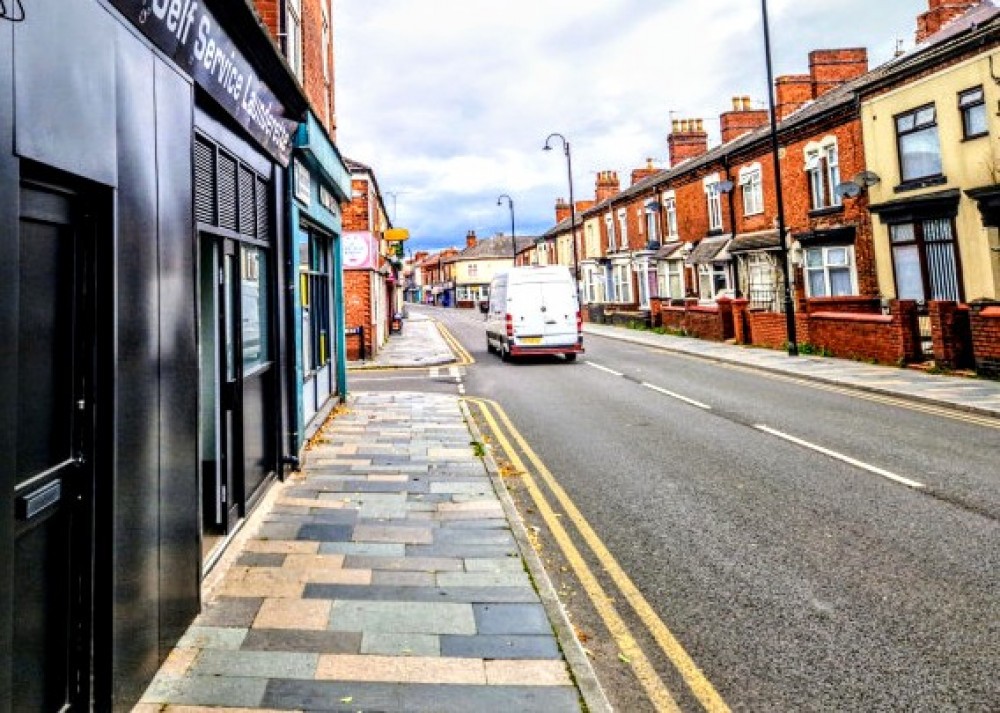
[242,246,269,371]
[300,234,331,376]
[896,105,942,182]
[959,86,987,140]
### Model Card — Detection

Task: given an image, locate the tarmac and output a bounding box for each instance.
[138,310,1000,712]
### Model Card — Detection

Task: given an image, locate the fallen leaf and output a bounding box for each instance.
[618,653,631,664]
[340,696,354,703]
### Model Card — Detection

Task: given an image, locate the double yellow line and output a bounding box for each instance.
[437,321,474,366]
[464,397,730,713]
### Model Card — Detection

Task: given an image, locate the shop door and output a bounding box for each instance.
[13,178,94,711]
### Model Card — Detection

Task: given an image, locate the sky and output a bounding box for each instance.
[333,0,928,254]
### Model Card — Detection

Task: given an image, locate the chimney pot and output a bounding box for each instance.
[742,96,752,111]
[671,119,680,133]
[732,96,742,111]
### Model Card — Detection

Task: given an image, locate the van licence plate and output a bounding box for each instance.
[520,337,542,345]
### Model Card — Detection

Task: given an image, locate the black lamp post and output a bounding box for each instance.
[761,0,798,356]
[543,133,581,286]
[496,194,516,261]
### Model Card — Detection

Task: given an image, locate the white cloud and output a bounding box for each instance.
[334,0,927,251]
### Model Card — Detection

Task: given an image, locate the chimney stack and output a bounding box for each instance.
[720,96,770,143]
[595,171,621,204]
[555,198,571,224]
[774,74,813,120]
[809,48,868,97]
[916,0,978,43]
[630,158,659,187]
[667,118,708,166]
[466,230,477,249]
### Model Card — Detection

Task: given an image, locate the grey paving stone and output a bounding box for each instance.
[235,552,287,568]
[297,523,355,542]
[318,542,406,557]
[241,629,361,654]
[142,674,267,707]
[440,634,562,659]
[257,521,301,540]
[342,555,464,572]
[405,544,518,558]
[474,603,553,636]
[437,571,532,588]
[464,557,526,573]
[191,649,318,679]
[194,597,262,628]
[432,528,515,546]
[304,584,538,604]
[261,679,401,711]
[329,600,475,634]
[360,632,441,657]
[353,524,434,545]
[371,570,435,587]
[400,683,582,713]
[428,481,493,495]
[176,626,248,650]
[439,518,510,530]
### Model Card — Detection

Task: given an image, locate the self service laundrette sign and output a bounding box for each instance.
[112,0,299,165]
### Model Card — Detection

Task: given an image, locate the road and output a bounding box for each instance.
[351,304,1000,713]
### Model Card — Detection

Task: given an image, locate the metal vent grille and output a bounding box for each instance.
[217,151,238,232]
[193,137,216,225]
[256,177,269,241]
[238,166,256,237]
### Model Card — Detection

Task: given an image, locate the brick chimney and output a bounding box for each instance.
[720,96,770,143]
[630,158,659,187]
[667,119,708,166]
[595,171,621,204]
[917,0,979,43]
[555,198,571,224]
[465,230,477,249]
[809,48,869,97]
[414,251,429,262]
[775,75,813,120]
[575,200,594,214]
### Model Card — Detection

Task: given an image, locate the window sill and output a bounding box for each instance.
[962,132,988,142]
[808,205,845,218]
[894,175,947,193]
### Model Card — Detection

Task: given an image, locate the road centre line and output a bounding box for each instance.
[472,397,732,713]
[642,383,712,411]
[754,424,926,490]
[464,398,682,712]
[586,361,624,377]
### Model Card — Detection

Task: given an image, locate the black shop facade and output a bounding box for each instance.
[0,0,306,709]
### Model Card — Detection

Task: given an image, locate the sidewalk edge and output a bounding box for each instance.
[585,326,1000,420]
[459,400,613,713]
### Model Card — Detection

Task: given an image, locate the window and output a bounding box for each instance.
[896,105,942,182]
[705,179,723,231]
[300,233,332,376]
[635,257,654,307]
[293,160,311,206]
[613,262,632,303]
[804,139,841,210]
[663,194,678,238]
[285,0,303,81]
[585,223,598,257]
[959,86,987,139]
[889,218,960,302]
[617,209,628,248]
[605,213,616,252]
[739,165,763,216]
[242,246,269,370]
[584,265,606,303]
[805,246,856,298]
[468,263,478,277]
[645,205,659,245]
[698,263,730,301]
[657,258,685,300]
[321,1,332,117]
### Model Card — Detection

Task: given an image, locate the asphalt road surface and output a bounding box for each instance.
[356,304,1000,713]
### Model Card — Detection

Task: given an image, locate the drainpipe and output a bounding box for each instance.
[724,154,741,298]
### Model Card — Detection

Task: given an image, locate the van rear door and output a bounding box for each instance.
[539,280,577,345]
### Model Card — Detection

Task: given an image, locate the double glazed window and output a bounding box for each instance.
[698,263,730,301]
[613,263,632,303]
[605,213,616,252]
[285,0,303,81]
[657,258,685,300]
[805,246,855,298]
[959,86,987,140]
[890,218,960,302]
[584,265,605,303]
[896,105,942,182]
[617,210,629,248]
[705,181,723,231]
[740,165,763,216]
[663,196,678,238]
[805,140,841,210]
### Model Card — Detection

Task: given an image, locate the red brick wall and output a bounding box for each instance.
[776,75,812,119]
[747,310,790,349]
[343,178,370,231]
[344,270,373,360]
[930,301,974,369]
[809,49,868,97]
[685,306,726,341]
[970,303,1000,378]
[805,296,882,315]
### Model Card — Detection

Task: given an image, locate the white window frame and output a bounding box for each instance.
[613,261,632,303]
[662,192,678,238]
[617,209,629,248]
[585,223,598,258]
[634,257,652,308]
[698,262,731,301]
[805,245,857,298]
[704,174,723,231]
[804,137,841,210]
[605,213,616,252]
[739,163,763,216]
[285,0,303,81]
[657,258,685,300]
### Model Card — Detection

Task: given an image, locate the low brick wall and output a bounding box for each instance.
[746,310,789,349]
[807,300,919,364]
[805,296,882,315]
[929,301,973,370]
[970,302,1000,379]
[660,306,686,332]
[685,305,725,341]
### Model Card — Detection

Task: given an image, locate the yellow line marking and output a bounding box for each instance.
[475,397,731,713]
[632,342,1000,429]
[437,321,475,366]
[464,397,682,713]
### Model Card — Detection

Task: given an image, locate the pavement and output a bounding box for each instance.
[136,390,606,713]
[347,312,456,370]
[583,322,1000,418]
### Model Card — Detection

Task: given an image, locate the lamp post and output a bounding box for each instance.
[543,133,581,287]
[761,0,798,356]
[496,194,516,261]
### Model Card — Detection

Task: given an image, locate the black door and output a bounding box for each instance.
[13,178,94,711]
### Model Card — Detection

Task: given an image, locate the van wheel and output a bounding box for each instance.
[500,340,510,362]
[565,353,578,363]
[486,336,494,354]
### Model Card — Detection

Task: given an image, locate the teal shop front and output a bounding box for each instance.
[287,113,352,455]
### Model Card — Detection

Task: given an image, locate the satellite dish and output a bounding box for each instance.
[853,170,881,186]
[834,181,862,199]
[717,180,735,193]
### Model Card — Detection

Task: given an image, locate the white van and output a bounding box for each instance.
[484,266,583,362]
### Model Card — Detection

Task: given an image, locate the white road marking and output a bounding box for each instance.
[641,383,712,411]
[754,424,926,490]
[587,362,624,377]
[430,367,440,378]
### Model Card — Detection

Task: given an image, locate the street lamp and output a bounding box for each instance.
[761,0,798,356]
[496,194,516,261]
[543,133,581,286]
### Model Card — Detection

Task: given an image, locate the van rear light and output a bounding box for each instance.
[576,311,582,334]
[506,313,514,337]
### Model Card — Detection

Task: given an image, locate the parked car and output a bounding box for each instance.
[484,266,583,362]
